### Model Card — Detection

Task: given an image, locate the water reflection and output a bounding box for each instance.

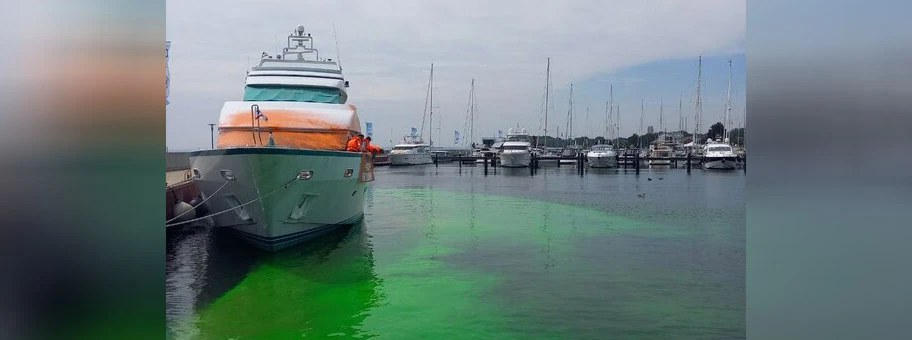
[166,221,381,339]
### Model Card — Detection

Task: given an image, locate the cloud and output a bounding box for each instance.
[167,0,745,148]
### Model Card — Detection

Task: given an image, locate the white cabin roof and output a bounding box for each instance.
[245,26,348,96]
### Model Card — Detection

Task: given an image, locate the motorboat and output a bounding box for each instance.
[702,139,738,170]
[499,128,532,167]
[586,144,618,168]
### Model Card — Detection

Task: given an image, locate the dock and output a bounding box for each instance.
[166,153,200,222]
[432,152,745,176]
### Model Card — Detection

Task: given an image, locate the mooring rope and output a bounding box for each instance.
[166,179,232,224]
[165,176,299,228]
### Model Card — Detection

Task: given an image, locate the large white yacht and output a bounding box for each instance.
[586,144,618,168]
[702,139,738,170]
[499,128,532,167]
[389,130,433,165]
[187,26,371,251]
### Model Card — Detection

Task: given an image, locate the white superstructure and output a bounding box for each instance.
[499,128,532,167]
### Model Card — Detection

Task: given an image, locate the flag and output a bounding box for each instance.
[454,130,460,146]
[365,122,373,137]
[410,127,418,136]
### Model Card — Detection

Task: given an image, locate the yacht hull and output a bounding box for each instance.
[587,154,618,168]
[188,148,368,251]
[702,157,737,170]
[499,152,531,167]
[388,153,433,165]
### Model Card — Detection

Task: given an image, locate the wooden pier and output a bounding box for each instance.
[432,152,745,176]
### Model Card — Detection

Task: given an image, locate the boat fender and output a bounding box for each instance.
[172,201,196,223]
[189,196,209,217]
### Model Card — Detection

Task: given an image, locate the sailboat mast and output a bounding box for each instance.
[586,107,590,148]
[639,99,644,148]
[725,58,732,143]
[678,95,683,133]
[429,63,434,147]
[616,105,620,148]
[470,78,476,147]
[544,57,550,148]
[567,84,574,146]
[604,101,610,142]
[695,55,703,144]
[660,100,665,144]
[606,84,613,142]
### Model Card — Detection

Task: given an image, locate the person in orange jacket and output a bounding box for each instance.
[346,134,364,152]
[363,136,383,155]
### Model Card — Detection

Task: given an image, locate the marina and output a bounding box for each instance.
[166,1,746,336]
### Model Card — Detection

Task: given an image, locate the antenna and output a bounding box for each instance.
[332,23,343,70]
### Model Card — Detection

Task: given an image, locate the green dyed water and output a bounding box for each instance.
[167,165,745,339]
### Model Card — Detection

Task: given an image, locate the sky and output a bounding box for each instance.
[166,0,745,150]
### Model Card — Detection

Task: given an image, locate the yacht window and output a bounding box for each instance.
[243,85,343,103]
[392,146,417,151]
[503,145,528,150]
[708,146,731,152]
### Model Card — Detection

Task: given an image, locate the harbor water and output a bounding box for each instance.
[166,164,745,339]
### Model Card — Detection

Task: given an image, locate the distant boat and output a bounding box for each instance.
[389,132,432,165]
[702,59,738,170]
[649,145,673,166]
[188,25,370,252]
[499,128,532,167]
[587,144,618,168]
[390,64,435,166]
[702,140,737,170]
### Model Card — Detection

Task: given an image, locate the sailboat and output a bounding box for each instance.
[389,64,434,165]
[532,57,551,156]
[702,59,738,170]
[587,84,618,168]
[187,25,371,251]
[649,101,672,166]
[560,84,578,163]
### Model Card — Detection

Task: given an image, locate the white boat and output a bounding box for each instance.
[586,144,618,168]
[702,59,738,170]
[390,64,435,166]
[188,25,371,252]
[649,145,673,166]
[389,133,432,165]
[702,140,737,170]
[499,128,532,167]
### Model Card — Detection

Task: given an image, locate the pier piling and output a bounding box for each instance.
[635,152,640,174]
[484,154,489,175]
[686,152,692,174]
[577,152,584,176]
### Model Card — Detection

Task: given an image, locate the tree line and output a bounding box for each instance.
[528,122,745,148]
